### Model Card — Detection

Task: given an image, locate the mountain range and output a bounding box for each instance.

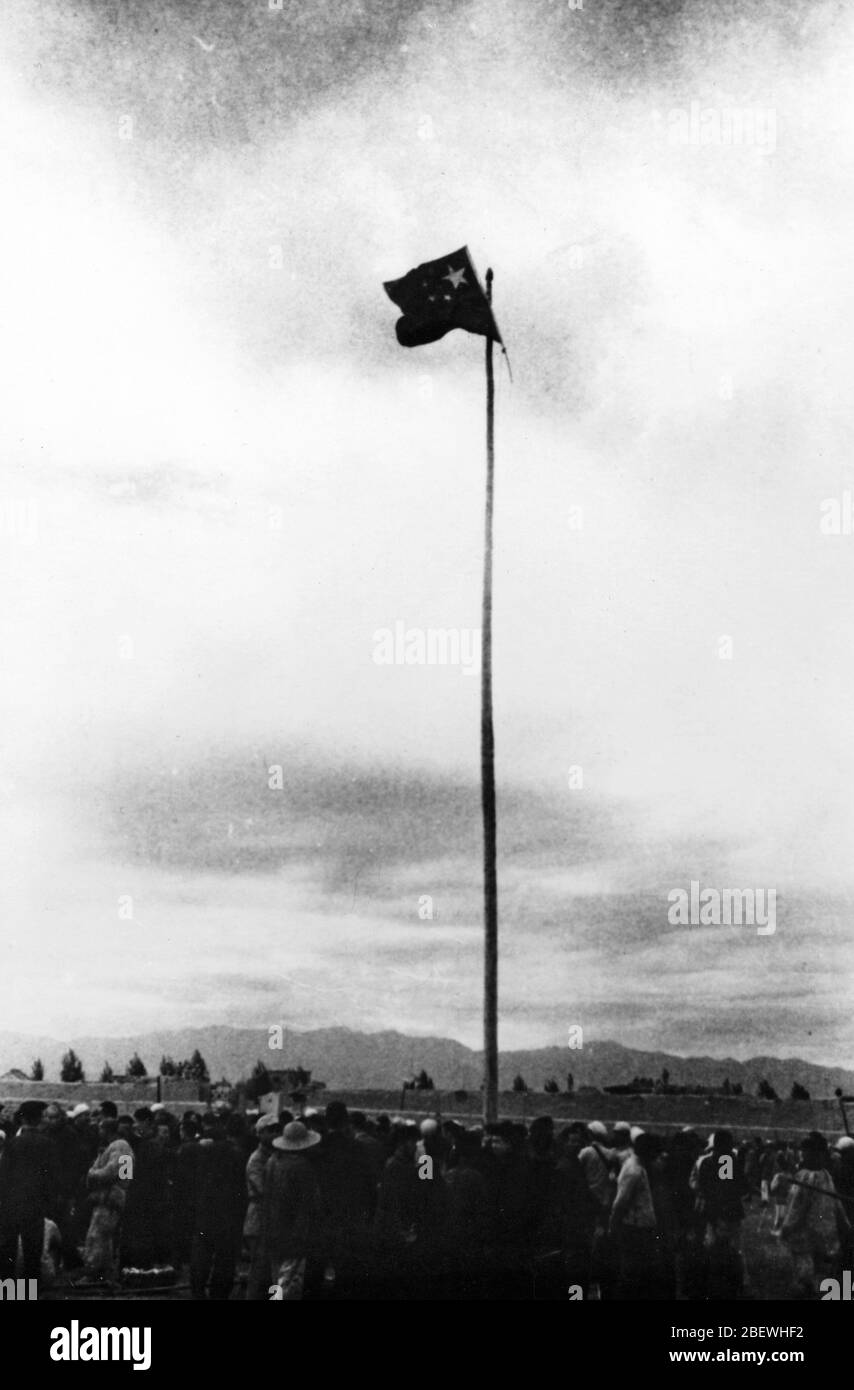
[0,1026,851,1099]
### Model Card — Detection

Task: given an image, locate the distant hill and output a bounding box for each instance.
[0,1026,851,1099]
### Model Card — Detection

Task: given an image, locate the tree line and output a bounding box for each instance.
[24,1050,211,1084]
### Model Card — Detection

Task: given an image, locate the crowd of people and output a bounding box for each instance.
[0,1096,852,1300]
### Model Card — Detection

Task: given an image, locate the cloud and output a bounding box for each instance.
[1,0,853,1055]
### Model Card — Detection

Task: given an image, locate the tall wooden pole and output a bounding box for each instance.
[482,268,498,1125]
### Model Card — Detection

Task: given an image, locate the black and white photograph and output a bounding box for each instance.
[1,0,853,1348]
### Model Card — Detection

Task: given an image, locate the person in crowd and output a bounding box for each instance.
[443,1127,490,1298]
[609,1130,665,1299]
[645,1132,679,1298]
[373,1120,423,1297]
[691,1129,748,1298]
[261,1119,323,1301]
[351,1111,386,1184]
[481,1121,533,1299]
[173,1114,201,1268]
[81,1116,134,1281]
[120,1107,174,1271]
[554,1122,598,1298]
[831,1135,854,1268]
[779,1130,850,1297]
[116,1114,136,1147]
[759,1140,776,1207]
[189,1113,247,1300]
[579,1121,617,1298]
[661,1127,704,1297]
[244,1112,283,1300]
[314,1101,376,1298]
[0,1101,56,1281]
[525,1115,564,1299]
[70,1103,98,1155]
[612,1123,633,1168]
[42,1104,82,1272]
[65,1103,99,1262]
[769,1144,794,1231]
[745,1136,765,1198]
[225,1112,254,1165]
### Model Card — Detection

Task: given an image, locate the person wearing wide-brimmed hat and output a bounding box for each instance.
[260,1121,322,1301]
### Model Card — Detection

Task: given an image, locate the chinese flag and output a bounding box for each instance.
[383,246,501,348]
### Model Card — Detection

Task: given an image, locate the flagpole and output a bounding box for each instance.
[482,268,499,1126]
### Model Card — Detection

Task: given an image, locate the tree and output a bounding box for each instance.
[791,1081,810,1101]
[159,1055,177,1077]
[566,1072,574,1095]
[186,1049,209,1083]
[60,1049,85,1083]
[544,1077,559,1094]
[247,1059,272,1101]
[30,1058,44,1081]
[512,1074,528,1093]
[661,1067,670,1086]
[100,1062,115,1083]
[757,1078,779,1101]
[126,1053,147,1078]
[416,1068,434,1091]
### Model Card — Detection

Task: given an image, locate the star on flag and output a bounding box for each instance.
[383,245,501,348]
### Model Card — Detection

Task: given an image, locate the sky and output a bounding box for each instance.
[1,0,853,1065]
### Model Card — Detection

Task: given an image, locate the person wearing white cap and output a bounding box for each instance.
[263,1122,322,1301]
[68,1103,90,1121]
[578,1122,619,1299]
[243,1112,285,1300]
[690,1129,747,1298]
[832,1135,854,1270]
[579,1123,617,1210]
[415,1116,441,1165]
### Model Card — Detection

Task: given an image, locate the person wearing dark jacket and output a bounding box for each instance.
[555,1122,598,1298]
[120,1109,175,1271]
[690,1129,748,1299]
[0,1101,57,1279]
[373,1123,423,1298]
[42,1104,84,1271]
[351,1113,386,1186]
[261,1121,323,1300]
[315,1102,375,1298]
[444,1128,489,1299]
[189,1114,247,1300]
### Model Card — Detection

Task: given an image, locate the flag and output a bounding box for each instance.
[383,245,502,348]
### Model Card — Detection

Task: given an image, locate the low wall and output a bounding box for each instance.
[0,1077,204,1108]
[318,1089,850,1140]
